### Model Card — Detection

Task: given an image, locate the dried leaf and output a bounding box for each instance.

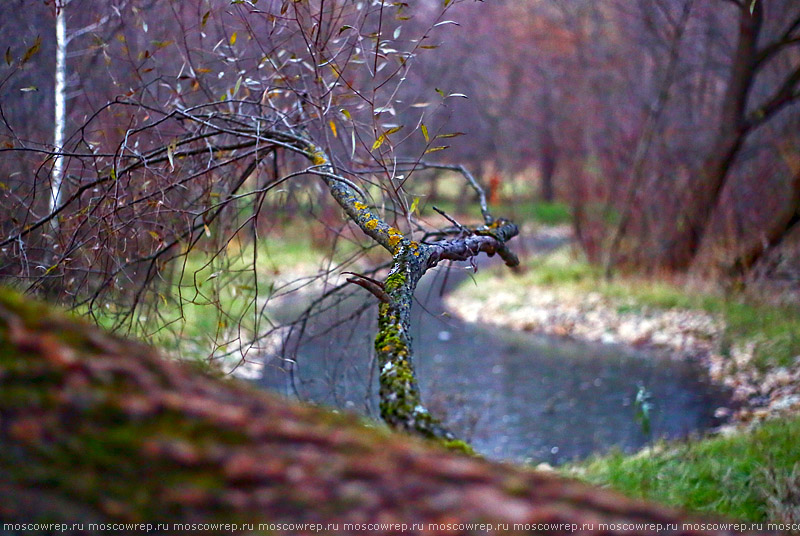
[233,75,242,97]
[424,145,449,154]
[21,36,42,65]
[421,124,429,143]
[329,120,337,138]
[436,132,465,139]
[167,139,177,171]
[372,134,387,151]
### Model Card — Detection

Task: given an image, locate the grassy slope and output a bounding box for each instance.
[567,417,800,523]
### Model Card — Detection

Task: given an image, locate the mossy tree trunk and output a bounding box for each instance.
[303,141,519,441]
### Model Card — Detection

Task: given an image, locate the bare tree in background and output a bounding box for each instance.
[677,0,800,272]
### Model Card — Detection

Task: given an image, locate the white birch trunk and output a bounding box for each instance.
[51,0,68,224]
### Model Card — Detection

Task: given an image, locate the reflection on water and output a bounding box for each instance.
[260,265,729,465]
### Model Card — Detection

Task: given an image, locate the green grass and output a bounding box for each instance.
[80,229,342,362]
[467,248,800,370]
[505,200,572,226]
[565,417,800,523]
[418,198,572,226]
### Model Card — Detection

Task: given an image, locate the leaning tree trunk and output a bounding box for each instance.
[603,0,693,279]
[305,140,519,441]
[0,289,764,534]
[0,101,519,443]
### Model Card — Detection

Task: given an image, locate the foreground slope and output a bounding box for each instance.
[0,289,762,534]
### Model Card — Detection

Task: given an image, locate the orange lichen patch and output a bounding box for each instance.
[354,202,368,211]
[365,219,379,231]
[388,234,403,249]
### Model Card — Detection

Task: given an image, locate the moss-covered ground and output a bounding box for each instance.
[3,286,735,530]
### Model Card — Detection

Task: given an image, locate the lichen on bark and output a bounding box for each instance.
[293,137,521,442]
[374,250,453,440]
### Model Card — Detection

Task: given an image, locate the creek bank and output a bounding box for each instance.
[252,224,727,463]
[444,248,800,432]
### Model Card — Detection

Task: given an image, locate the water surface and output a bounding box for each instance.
[260,257,729,464]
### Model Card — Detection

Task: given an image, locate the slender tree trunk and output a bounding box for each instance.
[51,0,68,226]
[539,149,556,202]
[538,93,558,203]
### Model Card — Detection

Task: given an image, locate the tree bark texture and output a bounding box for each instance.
[0,289,765,534]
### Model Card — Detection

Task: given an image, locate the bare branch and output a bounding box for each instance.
[745,64,800,130]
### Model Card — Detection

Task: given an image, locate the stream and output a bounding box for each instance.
[258,234,730,465]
